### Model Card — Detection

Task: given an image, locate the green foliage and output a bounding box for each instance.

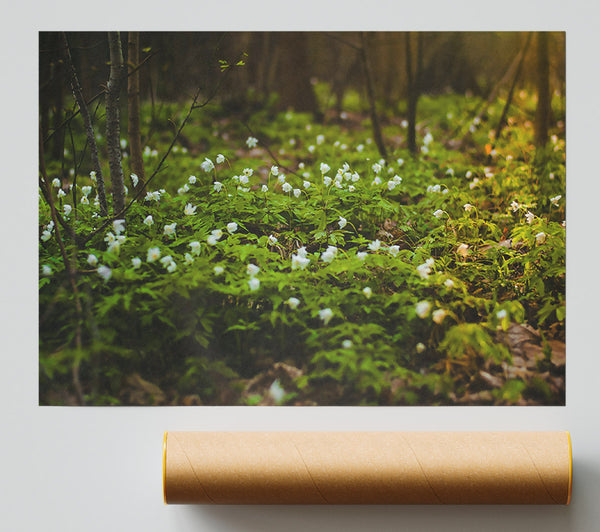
[39,89,565,406]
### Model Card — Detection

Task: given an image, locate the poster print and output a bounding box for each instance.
[39,32,565,405]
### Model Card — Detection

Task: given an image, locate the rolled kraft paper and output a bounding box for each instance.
[163,431,572,505]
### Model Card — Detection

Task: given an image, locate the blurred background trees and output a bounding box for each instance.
[40,31,565,170]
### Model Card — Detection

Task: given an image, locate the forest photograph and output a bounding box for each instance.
[38,31,565,406]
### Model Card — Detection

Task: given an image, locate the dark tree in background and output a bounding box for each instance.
[535,32,551,148]
[273,32,318,115]
[127,31,145,192]
[106,31,126,217]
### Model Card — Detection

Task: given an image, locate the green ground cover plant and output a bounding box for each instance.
[39,86,565,406]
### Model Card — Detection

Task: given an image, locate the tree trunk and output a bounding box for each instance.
[274,32,318,115]
[494,32,533,142]
[360,32,387,159]
[534,32,551,148]
[405,32,421,155]
[127,31,145,192]
[62,32,109,216]
[106,31,126,217]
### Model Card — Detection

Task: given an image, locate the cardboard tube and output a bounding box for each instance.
[163,431,572,505]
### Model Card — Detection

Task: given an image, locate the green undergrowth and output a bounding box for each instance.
[39,91,565,406]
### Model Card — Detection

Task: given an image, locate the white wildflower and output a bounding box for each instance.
[388,245,400,257]
[415,301,431,319]
[52,178,61,188]
[293,188,301,198]
[261,185,268,193]
[416,342,426,353]
[356,144,364,152]
[213,181,223,192]
[270,165,278,176]
[282,182,293,193]
[303,180,311,189]
[213,266,224,275]
[216,154,225,164]
[464,203,474,212]
[57,189,66,198]
[143,215,154,227]
[201,158,214,173]
[248,277,260,291]
[268,235,278,245]
[286,297,300,309]
[81,186,92,197]
[368,239,381,252]
[147,247,161,262]
[80,196,89,205]
[342,340,353,349]
[269,379,285,404]
[323,176,332,186]
[433,209,444,219]
[131,257,142,269]
[318,308,333,325]
[316,134,325,145]
[184,253,194,265]
[246,136,258,148]
[432,309,447,324]
[536,232,546,245]
[163,223,177,236]
[113,219,126,235]
[397,158,404,167]
[320,162,331,175]
[87,254,98,267]
[227,222,238,234]
[291,254,310,270]
[423,132,433,146]
[525,211,535,224]
[372,163,382,174]
[188,175,197,185]
[550,195,561,206]
[41,230,52,242]
[89,171,96,182]
[363,286,372,299]
[247,264,260,277]
[444,279,455,289]
[42,265,52,276]
[338,216,347,230]
[189,241,201,255]
[97,265,112,281]
[131,173,139,187]
[371,177,382,185]
[496,309,508,320]
[356,251,368,261]
[184,203,197,216]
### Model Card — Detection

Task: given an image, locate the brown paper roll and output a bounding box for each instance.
[163,431,572,505]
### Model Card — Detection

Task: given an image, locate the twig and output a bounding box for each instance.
[39,129,86,405]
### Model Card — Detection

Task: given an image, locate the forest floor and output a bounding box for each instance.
[39,91,565,406]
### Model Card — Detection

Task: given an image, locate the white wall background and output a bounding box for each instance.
[2,2,599,530]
